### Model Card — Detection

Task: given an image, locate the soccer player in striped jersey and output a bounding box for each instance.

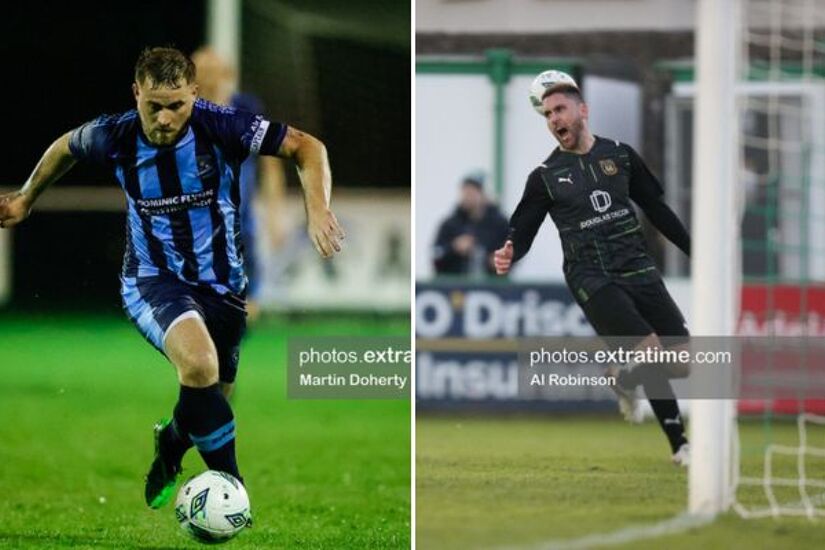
[0,47,344,509]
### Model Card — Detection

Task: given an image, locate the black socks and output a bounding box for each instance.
[171,383,242,482]
[619,367,688,453]
[647,397,688,454]
[160,417,192,468]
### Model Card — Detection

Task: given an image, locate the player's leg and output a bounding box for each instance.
[122,278,196,507]
[579,284,655,423]
[124,277,246,505]
[625,280,691,463]
[633,279,691,378]
[165,315,219,385]
[164,315,243,483]
[633,375,688,462]
[581,283,688,460]
[201,291,246,402]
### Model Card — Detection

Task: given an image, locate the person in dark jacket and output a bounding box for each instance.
[433,174,509,276]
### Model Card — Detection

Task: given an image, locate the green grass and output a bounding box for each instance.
[0,313,410,549]
[417,415,825,549]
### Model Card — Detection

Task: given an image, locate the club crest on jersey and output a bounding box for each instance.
[599,159,618,176]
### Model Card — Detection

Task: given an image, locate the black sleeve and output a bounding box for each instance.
[626,146,691,257]
[193,99,287,161]
[508,169,552,263]
[432,217,461,273]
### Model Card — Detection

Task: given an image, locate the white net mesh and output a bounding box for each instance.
[734,414,825,518]
[733,0,825,519]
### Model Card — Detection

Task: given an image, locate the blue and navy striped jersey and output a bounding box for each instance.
[231,92,266,240]
[68,99,287,296]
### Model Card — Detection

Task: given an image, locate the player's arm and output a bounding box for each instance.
[276,126,344,259]
[0,132,76,228]
[494,170,551,274]
[626,147,691,257]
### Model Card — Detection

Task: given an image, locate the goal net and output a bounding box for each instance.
[731,0,825,519]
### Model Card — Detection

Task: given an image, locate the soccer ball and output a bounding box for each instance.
[174,470,251,543]
[528,70,579,116]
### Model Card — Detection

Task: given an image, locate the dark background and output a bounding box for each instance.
[1,2,207,188]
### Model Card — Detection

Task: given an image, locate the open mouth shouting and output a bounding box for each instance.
[555,126,572,146]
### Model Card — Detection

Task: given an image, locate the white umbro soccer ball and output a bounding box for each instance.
[528,70,579,115]
[174,470,251,543]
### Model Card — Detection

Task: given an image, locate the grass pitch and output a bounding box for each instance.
[417,415,825,549]
[0,312,410,549]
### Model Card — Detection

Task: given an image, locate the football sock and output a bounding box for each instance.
[641,372,688,453]
[648,397,687,453]
[160,417,193,467]
[174,384,242,483]
[619,364,688,453]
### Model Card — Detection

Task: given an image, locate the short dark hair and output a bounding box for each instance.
[541,85,583,103]
[462,177,484,191]
[134,47,195,88]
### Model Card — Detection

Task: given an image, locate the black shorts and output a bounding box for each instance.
[121,275,247,383]
[579,280,689,342]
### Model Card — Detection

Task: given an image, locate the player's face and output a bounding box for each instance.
[133,79,198,146]
[542,92,588,151]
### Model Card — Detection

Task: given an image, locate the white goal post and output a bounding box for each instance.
[689,0,742,516]
[690,0,825,518]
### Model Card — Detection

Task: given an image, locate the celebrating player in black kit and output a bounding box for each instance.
[494,71,691,466]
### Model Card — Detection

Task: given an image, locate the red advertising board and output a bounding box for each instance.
[739,285,825,415]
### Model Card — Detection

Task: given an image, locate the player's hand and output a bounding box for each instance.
[0,191,33,229]
[307,206,345,258]
[493,240,514,275]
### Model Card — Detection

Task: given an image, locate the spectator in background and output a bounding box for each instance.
[192,47,287,322]
[432,173,509,277]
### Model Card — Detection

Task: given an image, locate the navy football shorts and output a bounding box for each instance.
[579,280,689,344]
[121,274,247,383]
[241,227,260,300]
